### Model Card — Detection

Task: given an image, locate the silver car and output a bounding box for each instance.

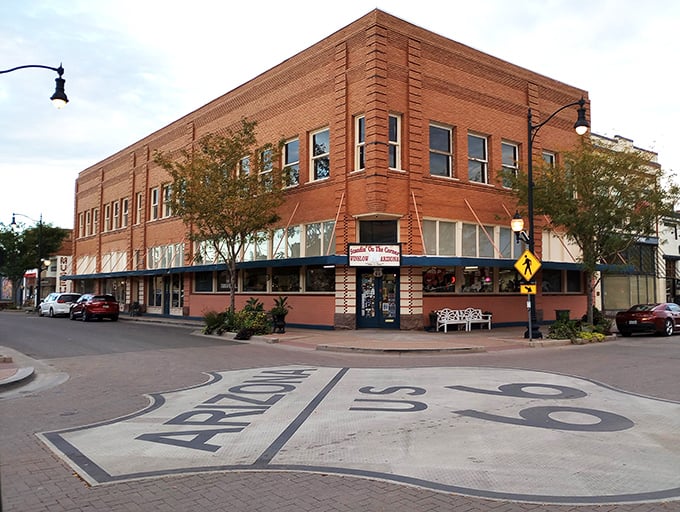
[39,293,82,318]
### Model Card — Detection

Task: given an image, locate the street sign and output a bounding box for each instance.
[514,249,541,281]
[520,283,537,295]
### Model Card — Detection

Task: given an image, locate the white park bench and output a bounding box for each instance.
[435,307,492,332]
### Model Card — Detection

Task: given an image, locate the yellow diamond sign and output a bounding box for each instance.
[514,249,541,281]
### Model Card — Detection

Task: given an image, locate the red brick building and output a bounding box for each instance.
[68,10,589,330]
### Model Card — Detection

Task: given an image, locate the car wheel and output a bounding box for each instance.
[619,330,632,337]
[49,308,55,318]
[38,308,44,317]
[662,319,673,337]
[69,310,75,320]
[82,311,90,322]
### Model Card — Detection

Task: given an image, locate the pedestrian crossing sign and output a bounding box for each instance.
[521,283,537,295]
[514,249,541,281]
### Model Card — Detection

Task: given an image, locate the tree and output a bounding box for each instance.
[154,119,288,313]
[509,139,680,324]
[0,221,69,306]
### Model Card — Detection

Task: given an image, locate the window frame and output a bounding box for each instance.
[135,192,143,225]
[122,198,129,227]
[113,200,120,230]
[429,123,453,178]
[501,141,519,188]
[162,184,172,218]
[354,115,365,171]
[388,113,401,170]
[468,133,489,183]
[150,187,159,220]
[104,203,111,232]
[310,127,330,181]
[283,138,300,187]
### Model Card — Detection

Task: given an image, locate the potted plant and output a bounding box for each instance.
[270,296,291,334]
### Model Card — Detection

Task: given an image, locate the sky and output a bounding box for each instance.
[1,0,679,230]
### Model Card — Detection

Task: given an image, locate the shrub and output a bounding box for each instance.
[581,306,613,334]
[548,318,580,340]
[203,310,227,335]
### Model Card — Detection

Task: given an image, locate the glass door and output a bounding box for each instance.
[357,268,399,329]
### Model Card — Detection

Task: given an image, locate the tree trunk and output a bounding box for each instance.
[585,270,595,324]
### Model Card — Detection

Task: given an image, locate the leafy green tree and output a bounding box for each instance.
[154,119,287,313]
[0,221,68,306]
[509,140,680,324]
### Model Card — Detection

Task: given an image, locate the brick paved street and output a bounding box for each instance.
[1,313,679,511]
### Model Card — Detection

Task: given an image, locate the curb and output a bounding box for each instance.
[0,366,35,388]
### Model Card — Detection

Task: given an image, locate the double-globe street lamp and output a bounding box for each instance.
[512,98,589,339]
[0,63,69,108]
[11,213,49,309]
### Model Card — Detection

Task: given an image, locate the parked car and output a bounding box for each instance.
[615,303,680,337]
[38,293,82,318]
[69,294,119,322]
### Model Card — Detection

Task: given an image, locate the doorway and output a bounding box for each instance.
[357,268,399,329]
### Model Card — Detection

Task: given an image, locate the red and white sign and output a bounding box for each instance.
[348,244,401,267]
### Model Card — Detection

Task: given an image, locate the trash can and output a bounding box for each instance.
[555,309,570,321]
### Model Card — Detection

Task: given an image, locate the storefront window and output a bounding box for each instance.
[217,270,234,292]
[148,276,162,306]
[305,266,335,292]
[423,267,456,293]
[194,271,213,292]
[272,267,300,292]
[566,270,582,292]
[243,268,267,291]
[498,268,521,293]
[462,266,493,293]
[542,269,562,292]
[171,274,184,308]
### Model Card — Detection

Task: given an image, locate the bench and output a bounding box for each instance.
[435,308,492,332]
[435,308,469,332]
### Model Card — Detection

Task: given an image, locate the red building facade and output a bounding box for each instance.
[68,10,589,329]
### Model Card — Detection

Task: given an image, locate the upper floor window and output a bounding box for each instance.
[150,187,159,220]
[389,114,401,169]
[93,208,99,235]
[311,128,330,180]
[85,210,91,237]
[283,138,299,186]
[113,200,120,229]
[78,213,84,238]
[239,156,250,176]
[355,116,365,171]
[423,219,456,256]
[468,133,488,183]
[122,198,129,227]
[104,204,111,232]
[135,192,143,225]
[501,141,519,188]
[543,151,556,167]
[162,185,172,218]
[429,124,452,177]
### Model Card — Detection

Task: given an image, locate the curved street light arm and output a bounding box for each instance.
[0,64,64,77]
[529,97,587,143]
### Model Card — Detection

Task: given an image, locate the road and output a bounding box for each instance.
[1,311,679,512]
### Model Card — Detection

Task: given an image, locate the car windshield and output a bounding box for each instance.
[61,294,80,302]
[629,304,657,312]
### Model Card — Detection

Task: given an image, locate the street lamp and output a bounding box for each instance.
[0,63,69,108]
[515,97,590,339]
[11,213,49,310]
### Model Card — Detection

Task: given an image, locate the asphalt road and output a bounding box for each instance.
[1,311,679,512]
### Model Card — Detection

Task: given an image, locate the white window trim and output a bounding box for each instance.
[354,116,365,172]
[283,138,300,187]
[429,123,453,178]
[150,187,159,220]
[468,133,489,184]
[501,141,519,188]
[310,127,330,181]
[388,113,402,170]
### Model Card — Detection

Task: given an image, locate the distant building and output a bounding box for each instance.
[66,10,590,329]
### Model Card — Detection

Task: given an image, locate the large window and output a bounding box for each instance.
[85,210,91,237]
[171,274,183,308]
[501,141,519,188]
[311,128,330,180]
[194,271,214,292]
[272,266,301,292]
[305,221,336,256]
[462,223,494,257]
[355,116,365,171]
[305,266,335,292]
[135,192,143,225]
[284,138,299,186]
[104,204,111,232]
[429,124,452,177]
[423,267,456,293]
[468,133,488,183]
[122,199,129,227]
[388,114,401,169]
[243,268,267,291]
[462,266,493,293]
[148,276,163,306]
[113,200,120,229]
[423,220,456,255]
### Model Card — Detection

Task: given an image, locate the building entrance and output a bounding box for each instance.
[357,268,399,329]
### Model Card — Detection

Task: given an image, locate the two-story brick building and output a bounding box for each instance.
[67,9,590,330]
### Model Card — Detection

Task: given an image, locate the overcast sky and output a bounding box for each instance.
[1,0,678,230]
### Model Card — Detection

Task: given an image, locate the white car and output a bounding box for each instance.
[39,293,82,318]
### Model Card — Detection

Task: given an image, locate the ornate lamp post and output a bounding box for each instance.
[512,98,589,339]
[0,63,69,108]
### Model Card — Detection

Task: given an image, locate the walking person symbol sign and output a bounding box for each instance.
[514,249,541,282]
